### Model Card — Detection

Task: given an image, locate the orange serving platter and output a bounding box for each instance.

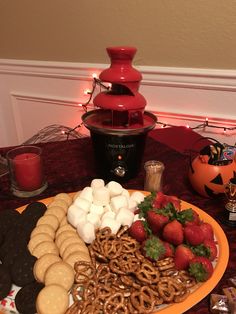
[16,191,229,314]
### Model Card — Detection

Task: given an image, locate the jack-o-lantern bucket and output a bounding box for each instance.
[188,139,236,198]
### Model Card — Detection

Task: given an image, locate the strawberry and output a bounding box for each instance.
[199,222,214,241]
[162,219,184,246]
[152,192,166,209]
[188,256,214,282]
[141,235,166,262]
[129,220,147,243]
[166,195,181,211]
[162,241,175,258]
[147,210,169,234]
[174,244,195,270]
[184,225,204,246]
[183,209,201,227]
[191,239,218,261]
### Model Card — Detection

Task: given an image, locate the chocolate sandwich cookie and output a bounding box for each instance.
[10,250,37,286]
[21,201,47,223]
[0,264,12,300]
[0,209,21,236]
[15,281,44,314]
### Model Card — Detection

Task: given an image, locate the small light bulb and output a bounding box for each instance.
[84,89,91,95]
[186,124,190,128]
[92,73,98,78]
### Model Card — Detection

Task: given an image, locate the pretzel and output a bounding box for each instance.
[103,292,128,314]
[177,270,197,288]
[71,283,84,302]
[156,257,175,271]
[117,225,129,238]
[121,236,139,254]
[157,277,185,303]
[118,253,140,274]
[83,279,97,302]
[65,301,82,314]
[136,261,160,284]
[74,261,96,284]
[103,239,123,259]
[130,286,156,313]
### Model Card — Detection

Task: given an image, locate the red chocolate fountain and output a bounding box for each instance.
[82,46,157,181]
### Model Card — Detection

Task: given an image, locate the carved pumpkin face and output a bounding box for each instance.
[188,155,236,198]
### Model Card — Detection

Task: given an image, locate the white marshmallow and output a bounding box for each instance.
[104,204,112,212]
[91,179,105,189]
[110,195,128,213]
[128,199,138,213]
[89,203,104,217]
[67,205,87,228]
[106,181,123,197]
[130,191,145,204]
[79,187,93,203]
[77,222,95,244]
[100,217,121,234]
[116,207,134,227]
[73,197,91,213]
[102,211,116,221]
[121,189,130,198]
[93,187,110,206]
[87,212,101,229]
[133,214,145,222]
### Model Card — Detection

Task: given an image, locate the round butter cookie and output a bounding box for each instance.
[55,230,77,248]
[62,242,88,260]
[65,251,91,270]
[54,193,72,207]
[32,241,59,259]
[36,284,69,314]
[59,236,85,257]
[28,233,53,254]
[59,216,68,227]
[48,198,68,213]
[30,224,55,240]
[33,253,61,283]
[44,261,74,291]
[36,214,59,231]
[44,206,65,223]
[55,224,76,238]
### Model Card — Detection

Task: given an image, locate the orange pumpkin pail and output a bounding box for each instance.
[188,138,236,198]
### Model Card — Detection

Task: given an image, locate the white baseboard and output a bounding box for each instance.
[0,59,235,146]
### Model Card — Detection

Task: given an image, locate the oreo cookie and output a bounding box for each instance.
[0,209,21,237]
[15,281,44,314]
[10,250,37,286]
[0,264,12,300]
[21,201,47,224]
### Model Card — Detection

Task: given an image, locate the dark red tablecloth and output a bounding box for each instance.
[0,127,234,313]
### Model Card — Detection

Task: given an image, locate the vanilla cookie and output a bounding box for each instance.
[36,214,59,231]
[55,224,76,238]
[59,216,68,227]
[62,242,88,260]
[44,261,74,291]
[30,224,55,240]
[54,193,72,207]
[59,236,85,257]
[65,251,91,270]
[36,284,69,314]
[28,233,53,254]
[48,199,68,213]
[44,206,65,223]
[32,241,59,259]
[33,253,61,283]
[55,230,77,248]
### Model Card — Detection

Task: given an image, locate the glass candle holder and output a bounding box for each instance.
[144,160,165,193]
[6,145,48,198]
[224,177,236,226]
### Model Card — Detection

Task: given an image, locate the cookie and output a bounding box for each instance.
[36,214,59,231]
[65,251,91,270]
[32,241,59,259]
[2,244,27,271]
[44,206,65,223]
[36,284,69,314]
[62,242,88,260]
[0,209,21,236]
[55,230,77,248]
[44,261,74,291]
[48,199,68,213]
[15,281,44,314]
[21,202,47,229]
[30,224,55,240]
[33,253,62,283]
[0,264,12,300]
[59,236,85,257]
[55,223,76,238]
[28,233,53,254]
[59,216,68,227]
[10,250,37,286]
[54,193,73,207]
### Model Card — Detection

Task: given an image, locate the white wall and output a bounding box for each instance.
[0,59,236,147]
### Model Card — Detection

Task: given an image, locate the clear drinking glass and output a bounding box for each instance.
[144,160,165,192]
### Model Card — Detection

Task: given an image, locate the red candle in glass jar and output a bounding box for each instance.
[13,152,43,191]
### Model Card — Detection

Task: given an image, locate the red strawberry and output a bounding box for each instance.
[152,192,166,209]
[188,256,214,282]
[174,244,195,270]
[162,219,184,246]
[199,222,214,241]
[162,241,175,258]
[129,220,147,243]
[147,210,169,234]
[166,195,181,210]
[184,225,204,246]
[141,236,166,262]
[184,209,201,227]
[203,239,218,261]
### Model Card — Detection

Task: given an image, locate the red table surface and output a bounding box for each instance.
[0,126,234,313]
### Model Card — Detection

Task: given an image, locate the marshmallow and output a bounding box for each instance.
[89,203,104,217]
[100,217,121,235]
[116,207,134,227]
[77,222,95,244]
[130,191,145,204]
[79,187,93,203]
[121,189,130,198]
[73,197,91,213]
[106,181,123,197]
[104,204,112,212]
[93,187,110,206]
[110,195,128,213]
[133,214,145,222]
[87,212,101,229]
[91,179,105,189]
[128,199,138,213]
[102,211,116,221]
[67,205,87,228]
